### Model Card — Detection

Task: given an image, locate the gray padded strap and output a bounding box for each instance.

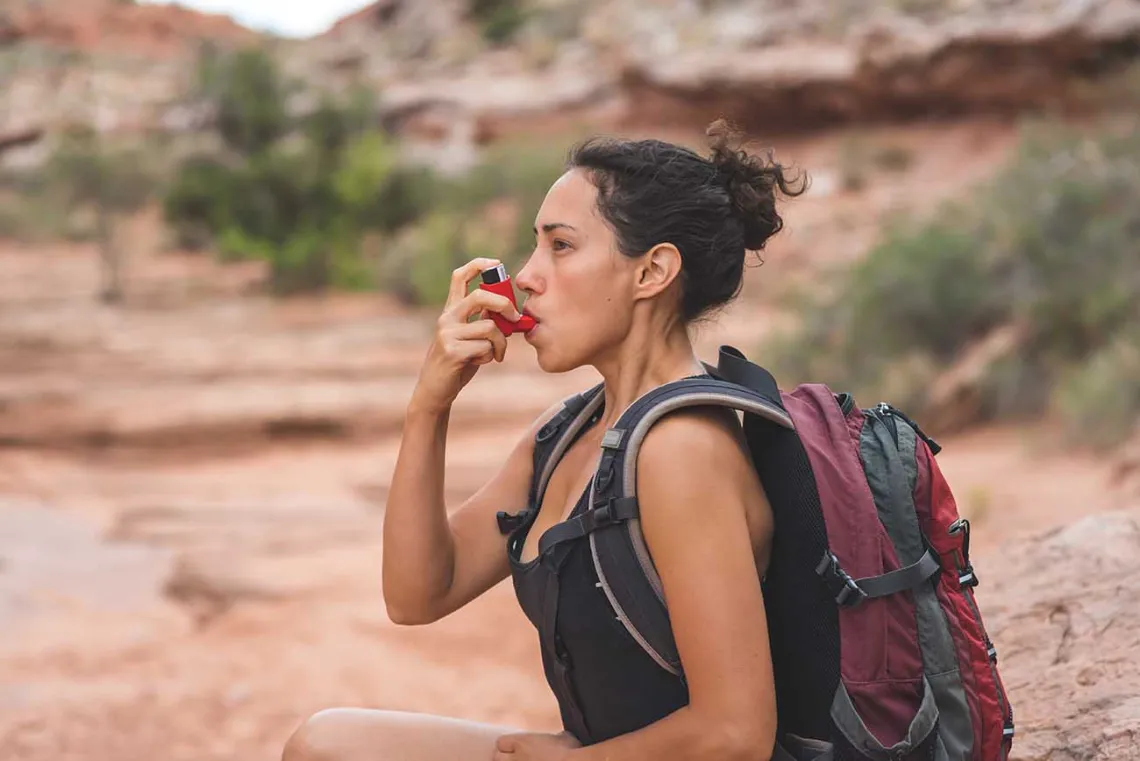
[831,677,939,761]
[774,735,835,761]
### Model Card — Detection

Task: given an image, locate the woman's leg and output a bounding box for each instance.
[281,707,523,761]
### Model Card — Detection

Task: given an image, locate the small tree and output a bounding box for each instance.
[205,45,291,158]
[50,125,158,303]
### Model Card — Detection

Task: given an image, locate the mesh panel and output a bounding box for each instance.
[746,414,840,743]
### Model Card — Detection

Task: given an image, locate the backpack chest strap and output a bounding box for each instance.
[537,497,639,557]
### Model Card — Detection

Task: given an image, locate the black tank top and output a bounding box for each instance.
[505,411,689,745]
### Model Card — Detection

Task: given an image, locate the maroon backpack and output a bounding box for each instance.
[524,345,1014,761]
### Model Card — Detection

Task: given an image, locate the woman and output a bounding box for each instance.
[282,121,808,761]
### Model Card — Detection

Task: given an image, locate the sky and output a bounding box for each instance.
[138,0,375,38]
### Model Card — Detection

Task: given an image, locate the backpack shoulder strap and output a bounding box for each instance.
[533,380,606,505]
[497,381,605,536]
[573,370,796,675]
[532,381,605,505]
[710,344,784,412]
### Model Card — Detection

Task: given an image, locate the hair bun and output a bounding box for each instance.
[706,119,808,251]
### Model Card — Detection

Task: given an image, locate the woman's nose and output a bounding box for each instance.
[515,255,540,295]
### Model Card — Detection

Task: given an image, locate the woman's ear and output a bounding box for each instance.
[633,242,683,302]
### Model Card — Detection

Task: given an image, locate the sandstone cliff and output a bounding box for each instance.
[294,0,1140,144]
[5,0,1140,162]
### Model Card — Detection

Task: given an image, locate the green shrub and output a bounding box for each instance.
[209,46,291,157]
[763,119,1140,445]
[443,140,567,264]
[1053,332,1140,451]
[408,212,469,306]
[163,155,242,250]
[469,0,529,45]
[332,131,439,234]
[161,43,571,301]
[0,187,72,243]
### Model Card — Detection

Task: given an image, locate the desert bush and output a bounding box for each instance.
[163,154,243,250]
[162,44,571,300]
[1053,331,1140,451]
[0,172,74,243]
[47,127,163,301]
[763,119,1140,447]
[469,0,529,45]
[207,46,291,157]
[164,46,423,294]
[441,140,567,262]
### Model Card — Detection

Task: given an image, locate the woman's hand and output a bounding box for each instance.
[410,257,523,415]
[493,730,581,761]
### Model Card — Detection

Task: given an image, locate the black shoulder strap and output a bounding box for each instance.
[499,383,604,537]
[528,382,605,512]
[713,345,783,411]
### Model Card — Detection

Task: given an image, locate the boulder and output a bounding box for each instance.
[981,509,1140,760]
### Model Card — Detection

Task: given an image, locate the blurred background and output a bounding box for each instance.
[2,0,1139,758]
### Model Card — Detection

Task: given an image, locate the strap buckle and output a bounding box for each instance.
[589,500,615,529]
[496,510,528,535]
[815,551,868,608]
[584,497,639,533]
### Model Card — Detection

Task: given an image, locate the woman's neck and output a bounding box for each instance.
[593,320,705,428]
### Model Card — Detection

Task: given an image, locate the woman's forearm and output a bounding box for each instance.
[568,706,770,761]
[381,400,457,623]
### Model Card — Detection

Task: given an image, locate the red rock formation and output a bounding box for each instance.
[2,0,259,59]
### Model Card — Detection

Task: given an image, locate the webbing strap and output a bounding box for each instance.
[858,549,942,598]
[538,497,639,556]
[815,549,942,607]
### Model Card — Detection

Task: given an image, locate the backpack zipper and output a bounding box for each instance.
[948,519,1014,754]
[876,402,942,455]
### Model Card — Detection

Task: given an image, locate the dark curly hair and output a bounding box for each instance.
[566,119,808,323]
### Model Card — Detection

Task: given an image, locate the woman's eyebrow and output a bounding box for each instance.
[534,222,578,235]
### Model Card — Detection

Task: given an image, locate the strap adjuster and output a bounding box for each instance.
[601,429,625,449]
[496,510,528,535]
[815,551,868,608]
[592,501,614,528]
[584,497,639,533]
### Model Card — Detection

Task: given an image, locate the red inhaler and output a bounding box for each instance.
[479,264,536,336]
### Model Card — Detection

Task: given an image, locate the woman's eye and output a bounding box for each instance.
[552,239,571,251]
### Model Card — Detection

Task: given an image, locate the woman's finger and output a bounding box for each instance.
[448,287,519,326]
[441,334,495,365]
[445,257,502,309]
[453,319,508,362]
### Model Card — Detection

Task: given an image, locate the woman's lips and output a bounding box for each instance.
[522,315,540,341]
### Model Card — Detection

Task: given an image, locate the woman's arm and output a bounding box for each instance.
[381,256,564,625]
[569,406,777,761]
[381,397,562,625]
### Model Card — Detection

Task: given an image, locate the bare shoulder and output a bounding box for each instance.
[637,405,750,476]
[636,404,773,564]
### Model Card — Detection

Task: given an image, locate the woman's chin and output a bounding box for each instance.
[525,327,562,373]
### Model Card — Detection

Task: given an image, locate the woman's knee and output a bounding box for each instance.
[282,708,356,761]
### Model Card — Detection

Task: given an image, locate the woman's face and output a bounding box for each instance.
[515,169,642,374]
